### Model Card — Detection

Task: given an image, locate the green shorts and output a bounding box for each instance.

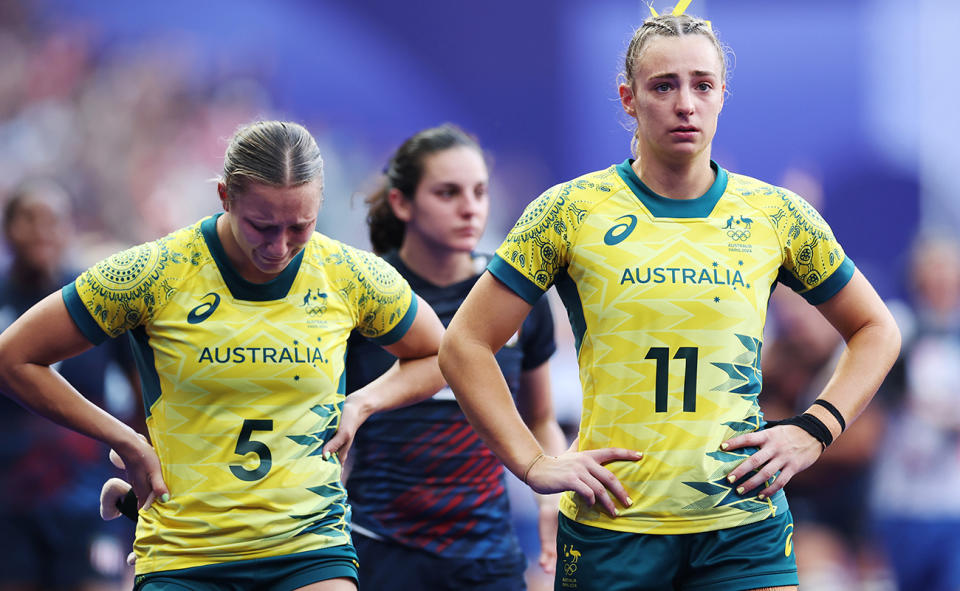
[555,511,798,591]
[133,545,359,591]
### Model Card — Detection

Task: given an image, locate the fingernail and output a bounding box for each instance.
[323,451,330,460]
[736,487,745,495]
[720,442,729,450]
[758,493,766,500]
[161,493,170,503]
[626,497,634,507]
[727,474,736,484]
[635,451,643,459]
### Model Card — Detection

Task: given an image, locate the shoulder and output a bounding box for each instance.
[304,232,407,297]
[510,165,624,238]
[80,220,208,295]
[725,171,832,232]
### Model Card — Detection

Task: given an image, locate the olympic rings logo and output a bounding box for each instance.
[727,229,751,242]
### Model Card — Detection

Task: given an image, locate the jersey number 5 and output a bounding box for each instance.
[645,347,698,412]
[230,419,273,481]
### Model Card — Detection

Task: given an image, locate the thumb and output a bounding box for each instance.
[108,449,126,470]
[322,432,346,461]
[99,478,132,520]
[141,471,169,511]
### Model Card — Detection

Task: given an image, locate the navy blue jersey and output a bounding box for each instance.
[344,251,555,560]
[0,271,135,511]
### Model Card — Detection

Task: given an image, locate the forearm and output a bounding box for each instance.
[347,354,444,421]
[439,336,542,477]
[807,316,901,439]
[0,362,141,452]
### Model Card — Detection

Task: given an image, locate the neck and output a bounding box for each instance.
[632,150,715,200]
[398,235,476,287]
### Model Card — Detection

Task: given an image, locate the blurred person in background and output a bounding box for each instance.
[0,120,445,591]
[869,234,960,591]
[761,287,890,591]
[0,179,138,591]
[345,124,566,590]
[439,7,900,590]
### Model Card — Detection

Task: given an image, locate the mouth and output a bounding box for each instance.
[671,126,699,133]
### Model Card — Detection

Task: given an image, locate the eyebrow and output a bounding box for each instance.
[648,70,718,81]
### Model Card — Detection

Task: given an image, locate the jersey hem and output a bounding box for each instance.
[369,291,417,346]
[487,255,544,304]
[558,504,779,536]
[62,282,109,345]
[802,256,855,305]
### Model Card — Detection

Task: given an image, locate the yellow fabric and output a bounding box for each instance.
[71,218,414,572]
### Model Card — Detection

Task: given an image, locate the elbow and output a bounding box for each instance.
[437,330,458,383]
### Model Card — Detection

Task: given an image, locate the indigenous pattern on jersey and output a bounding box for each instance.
[490,160,854,535]
[62,214,416,574]
[345,251,555,559]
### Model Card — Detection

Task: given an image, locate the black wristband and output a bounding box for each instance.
[117,488,139,523]
[764,413,833,450]
[811,399,846,432]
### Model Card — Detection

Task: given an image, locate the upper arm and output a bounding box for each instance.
[380,295,444,360]
[0,291,96,367]
[445,272,535,352]
[815,269,897,342]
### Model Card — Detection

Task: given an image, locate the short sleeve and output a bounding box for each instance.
[63,240,168,344]
[773,190,854,305]
[489,184,582,304]
[345,246,417,346]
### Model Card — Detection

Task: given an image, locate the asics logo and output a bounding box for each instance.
[187,293,221,324]
[603,215,638,245]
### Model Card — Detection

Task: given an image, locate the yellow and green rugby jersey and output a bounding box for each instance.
[490,160,853,535]
[62,214,416,574]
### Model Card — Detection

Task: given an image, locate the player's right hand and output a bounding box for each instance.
[110,433,168,511]
[525,448,642,518]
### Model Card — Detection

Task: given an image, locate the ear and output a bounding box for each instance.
[386,188,413,223]
[619,83,637,117]
[719,83,726,112]
[217,182,230,211]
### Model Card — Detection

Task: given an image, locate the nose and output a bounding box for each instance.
[675,87,694,117]
[459,194,484,217]
[262,233,288,257]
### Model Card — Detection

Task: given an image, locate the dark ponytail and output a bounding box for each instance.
[365,123,481,254]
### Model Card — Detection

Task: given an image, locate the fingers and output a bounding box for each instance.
[141,491,156,512]
[539,548,557,574]
[322,433,345,461]
[108,449,125,470]
[126,551,137,566]
[585,447,643,465]
[99,478,132,520]
[582,448,640,509]
[586,462,633,510]
[721,431,763,452]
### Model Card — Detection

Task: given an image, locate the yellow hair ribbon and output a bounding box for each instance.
[648,2,711,28]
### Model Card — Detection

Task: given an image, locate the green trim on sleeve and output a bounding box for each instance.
[61,282,110,345]
[370,291,418,346]
[802,256,856,305]
[487,255,545,305]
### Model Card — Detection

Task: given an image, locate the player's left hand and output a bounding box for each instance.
[536,493,560,573]
[721,424,823,499]
[321,396,368,465]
